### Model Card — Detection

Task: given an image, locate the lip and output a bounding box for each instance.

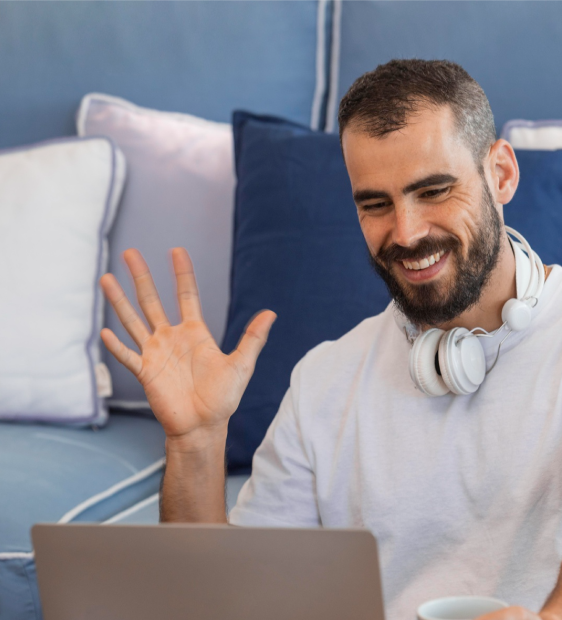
[395,251,450,282]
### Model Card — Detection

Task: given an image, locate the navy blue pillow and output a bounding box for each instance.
[222,111,390,474]
[506,150,562,265]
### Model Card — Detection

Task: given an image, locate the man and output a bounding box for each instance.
[100,60,562,620]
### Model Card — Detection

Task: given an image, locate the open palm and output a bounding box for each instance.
[100,248,276,441]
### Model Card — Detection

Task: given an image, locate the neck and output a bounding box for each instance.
[434,232,516,333]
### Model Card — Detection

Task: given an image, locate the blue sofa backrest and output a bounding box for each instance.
[330,1,562,133]
[0,1,326,148]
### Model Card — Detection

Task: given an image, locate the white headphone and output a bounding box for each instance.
[399,226,545,397]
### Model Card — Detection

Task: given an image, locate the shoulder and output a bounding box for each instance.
[286,303,400,421]
[296,303,395,376]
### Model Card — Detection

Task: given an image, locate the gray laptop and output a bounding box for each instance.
[32,523,385,620]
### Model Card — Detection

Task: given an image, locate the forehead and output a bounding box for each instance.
[341,105,475,193]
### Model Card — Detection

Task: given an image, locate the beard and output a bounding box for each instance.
[369,179,503,328]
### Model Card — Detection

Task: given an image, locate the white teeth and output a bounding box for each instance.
[402,251,445,271]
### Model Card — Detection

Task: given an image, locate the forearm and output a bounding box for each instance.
[159,425,228,524]
[541,564,562,620]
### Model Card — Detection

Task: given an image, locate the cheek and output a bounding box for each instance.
[358,216,389,256]
[426,207,477,252]
[439,193,484,239]
[449,215,480,251]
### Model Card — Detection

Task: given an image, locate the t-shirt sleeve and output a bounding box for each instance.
[228,372,321,528]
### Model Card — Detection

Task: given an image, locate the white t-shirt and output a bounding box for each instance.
[229,264,562,620]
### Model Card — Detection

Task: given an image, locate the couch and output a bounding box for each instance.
[2,2,562,619]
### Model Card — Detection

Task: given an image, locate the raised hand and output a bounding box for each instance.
[99,248,276,444]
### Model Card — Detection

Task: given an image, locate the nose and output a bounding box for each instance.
[391,201,430,248]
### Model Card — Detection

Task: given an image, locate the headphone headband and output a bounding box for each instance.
[505,226,545,303]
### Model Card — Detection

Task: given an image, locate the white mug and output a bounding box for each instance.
[417,595,509,620]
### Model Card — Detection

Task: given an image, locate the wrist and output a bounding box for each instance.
[165,423,229,456]
[540,604,562,620]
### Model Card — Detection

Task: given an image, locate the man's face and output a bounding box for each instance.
[342,105,503,327]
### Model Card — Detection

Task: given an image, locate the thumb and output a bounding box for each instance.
[231,310,277,379]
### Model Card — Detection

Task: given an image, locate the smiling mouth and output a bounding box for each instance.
[401,250,445,271]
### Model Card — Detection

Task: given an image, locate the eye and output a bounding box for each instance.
[420,187,449,199]
[361,200,392,211]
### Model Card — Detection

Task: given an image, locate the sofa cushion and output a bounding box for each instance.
[329,2,562,134]
[0,415,165,554]
[0,414,165,620]
[77,93,236,411]
[0,137,125,425]
[222,111,391,474]
[0,1,328,149]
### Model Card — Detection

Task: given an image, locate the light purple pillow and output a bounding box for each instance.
[501,119,562,150]
[77,94,236,411]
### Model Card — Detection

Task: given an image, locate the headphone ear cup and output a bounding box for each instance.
[501,298,532,332]
[438,327,486,395]
[409,328,449,396]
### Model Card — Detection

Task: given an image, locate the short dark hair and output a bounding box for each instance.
[338,59,496,165]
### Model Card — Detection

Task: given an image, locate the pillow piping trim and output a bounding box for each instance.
[103,492,159,524]
[57,457,165,524]
[324,0,342,134]
[84,139,127,426]
[310,0,328,131]
[76,92,232,138]
[0,457,165,557]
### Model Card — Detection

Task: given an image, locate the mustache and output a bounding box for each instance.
[375,235,461,265]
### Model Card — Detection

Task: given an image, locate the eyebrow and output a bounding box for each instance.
[403,173,458,195]
[353,173,458,204]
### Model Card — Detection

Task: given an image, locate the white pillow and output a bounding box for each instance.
[76,93,236,411]
[0,137,126,425]
[501,120,562,150]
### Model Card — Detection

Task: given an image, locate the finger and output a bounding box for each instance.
[172,248,203,322]
[100,328,143,377]
[230,310,277,378]
[123,249,170,331]
[100,273,151,348]
[477,607,539,620]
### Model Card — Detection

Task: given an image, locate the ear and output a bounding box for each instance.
[485,139,519,205]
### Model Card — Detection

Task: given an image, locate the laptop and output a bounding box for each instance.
[32,523,385,620]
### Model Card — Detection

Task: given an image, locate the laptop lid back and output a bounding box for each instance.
[32,523,385,620]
